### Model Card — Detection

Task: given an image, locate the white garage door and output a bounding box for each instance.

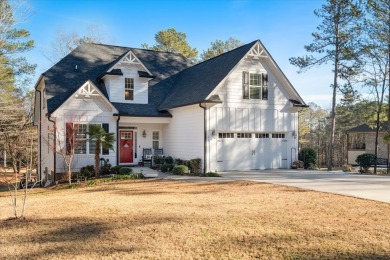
[217,132,288,171]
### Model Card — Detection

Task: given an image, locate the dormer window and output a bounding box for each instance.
[125,78,134,100]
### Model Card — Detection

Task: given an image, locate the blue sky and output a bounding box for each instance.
[23,0,334,108]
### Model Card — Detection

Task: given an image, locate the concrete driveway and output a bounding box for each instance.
[160,170,390,203]
[219,170,390,204]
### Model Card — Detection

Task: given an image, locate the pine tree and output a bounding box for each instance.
[290,0,363,170]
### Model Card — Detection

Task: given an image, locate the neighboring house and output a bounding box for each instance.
[33,40,306,182]
[346,123,389,165]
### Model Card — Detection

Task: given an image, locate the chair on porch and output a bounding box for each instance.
[142,148,153,167]
[154,148,163,157]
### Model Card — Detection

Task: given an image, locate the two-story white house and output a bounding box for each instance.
[33,40,306,182]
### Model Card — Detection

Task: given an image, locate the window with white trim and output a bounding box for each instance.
[219,133,234,138]
[242,72,268,100]
[237,133,252,138]
[255,133,269,138]
[272,133,285,138]
[125,78,134,100]
[152,131,159,149]
[66,123,110,155]
[74,124,88,154]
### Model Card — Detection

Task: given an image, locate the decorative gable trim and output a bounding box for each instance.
[75,81,100,98]
[51,80,118,116]
[122,51,140,64]
[247,42,268,58]
[107,50,153,77]
[207,40,306,105]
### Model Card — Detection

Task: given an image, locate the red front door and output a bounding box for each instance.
[120,130,133,163]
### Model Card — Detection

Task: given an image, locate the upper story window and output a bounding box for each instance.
[242,72,268,100]
[125,78,134,100]
[348,133,365,150]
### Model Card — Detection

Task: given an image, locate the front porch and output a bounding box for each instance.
[117,116,170,166]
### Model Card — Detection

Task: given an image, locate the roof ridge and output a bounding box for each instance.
[174,40,258,74]
[157,40,258,111]
[88,42,190,56]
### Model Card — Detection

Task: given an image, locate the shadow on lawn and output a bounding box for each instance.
[1,215,181,259]
[79,179,248,197]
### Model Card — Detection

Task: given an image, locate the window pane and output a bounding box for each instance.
[125,90,133,100]
[250,74,260,86]
[89,141,96,154]
[75,124,87,138]
[250,87,260,99]
[125,78,134,89]
[75,142,87,154]
[152,131,159,140]
[153,141,159,149]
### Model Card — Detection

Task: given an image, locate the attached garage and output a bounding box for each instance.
[216,132,288,171]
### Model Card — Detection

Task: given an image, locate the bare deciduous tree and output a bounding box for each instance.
[44,24,110,64]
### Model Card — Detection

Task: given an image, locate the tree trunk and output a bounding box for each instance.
[374,110,381,174]
[327,65,338,171]
[327,12,340,171]
[95,140,101,178]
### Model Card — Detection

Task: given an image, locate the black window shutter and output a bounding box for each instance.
[262,73,268,86]
[66,123,73,155]
[102,123,109,155]
[242,71,249,99]
[262,74,268,100]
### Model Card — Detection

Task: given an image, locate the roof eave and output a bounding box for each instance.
[158,99,223,111]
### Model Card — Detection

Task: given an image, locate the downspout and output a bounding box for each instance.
[47,115,56,182]
[199,103,207,174]
[36,89,42,185]
[116,115,121,166]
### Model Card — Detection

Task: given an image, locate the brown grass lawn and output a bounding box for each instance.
[1,179,389,259]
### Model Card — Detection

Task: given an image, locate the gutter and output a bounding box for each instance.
[47,115,56,183]
[36,89,42,185]
[199,103,207,174]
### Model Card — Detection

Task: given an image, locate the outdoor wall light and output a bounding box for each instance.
[142,130,146,138]
[211,130,217,138]
[292,130,297,139]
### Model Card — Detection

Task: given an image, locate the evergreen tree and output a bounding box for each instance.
[0,0,35,83]
[290,0,363,170]
[363,0,390,173]
[142,28,198,61]
[200,38,242,61]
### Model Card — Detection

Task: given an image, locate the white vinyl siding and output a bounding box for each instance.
[104,66,149,104]
[163,105,204,162]
[205,47,299,172]
[52,87,117,173]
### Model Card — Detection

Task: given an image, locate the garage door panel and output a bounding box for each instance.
[217,133,288,171]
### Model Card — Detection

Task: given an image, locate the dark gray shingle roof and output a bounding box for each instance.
[43,43,192,114]
[158,41,257,110]
[42,40,274,117]
[347,123,390,133]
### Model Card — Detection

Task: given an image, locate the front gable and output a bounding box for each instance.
[208,41,305,108]
[51,80,118,118]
